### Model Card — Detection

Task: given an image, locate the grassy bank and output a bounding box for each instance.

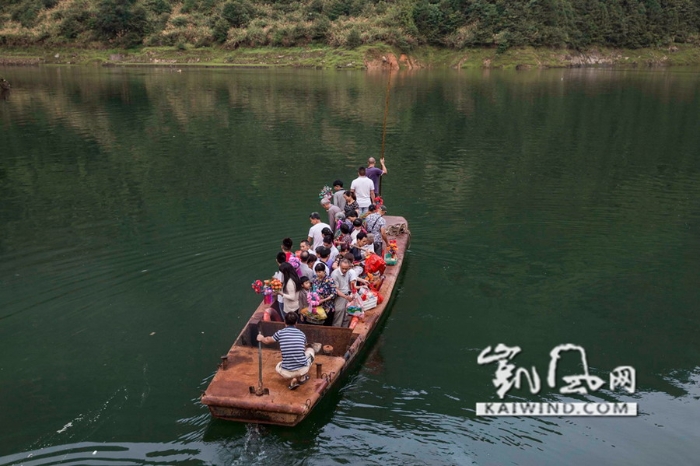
[2,44,700,69]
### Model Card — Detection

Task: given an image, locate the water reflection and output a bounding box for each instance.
[1,66,699,464]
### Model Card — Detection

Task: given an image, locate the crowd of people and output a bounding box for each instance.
[257,158,389,389]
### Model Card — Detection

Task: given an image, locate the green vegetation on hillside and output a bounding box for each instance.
[0,0,699,51]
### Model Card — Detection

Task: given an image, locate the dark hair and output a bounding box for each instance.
[314,263,327,273]
[307,254,317,264]
[282,238,293,251]
[276,252,286,264]
[357,232,367,241]
[368,204,376,212]
[339,243,349,252]
[279,262,301,290]
[322,227,333,237]
[333,179,343,187]
[300,239,310,247]
[344,190,356,201]
[285,312,298,326]
[344,252,355,261]
[347,210,358,219]
[340,223,351,234]
[300,251,309,262]
[323,235,334,245]
[358,167,366,176]
[318,247,330,259]
[353,219,363,227]
[300,276,310,285]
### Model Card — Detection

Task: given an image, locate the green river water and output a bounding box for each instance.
[0,65,699,465]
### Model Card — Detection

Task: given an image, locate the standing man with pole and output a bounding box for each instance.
[366,157,387,196]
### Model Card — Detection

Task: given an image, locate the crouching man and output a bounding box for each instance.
[257,312,315,390]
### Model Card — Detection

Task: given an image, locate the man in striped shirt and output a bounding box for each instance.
[257,312,315,389]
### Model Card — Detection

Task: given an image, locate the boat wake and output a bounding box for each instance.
[0,442,214,466]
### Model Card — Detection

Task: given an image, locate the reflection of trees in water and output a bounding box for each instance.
[2,69,700,255]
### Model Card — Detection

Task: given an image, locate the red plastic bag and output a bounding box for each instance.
[372,291,384,304]
[365,254,386,275]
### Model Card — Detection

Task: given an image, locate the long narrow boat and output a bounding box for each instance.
[201,215,409,426]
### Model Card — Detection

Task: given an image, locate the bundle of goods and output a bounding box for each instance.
[346,292,365,318]
[365,253,386,275]
[356,286,380,311]
[300,306,327,324]
[365,272,385,292]
[300,291,327,324]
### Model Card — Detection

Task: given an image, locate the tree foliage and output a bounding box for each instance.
[0,0,698,49]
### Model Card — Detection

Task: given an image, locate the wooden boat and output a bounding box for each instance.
[201,215,410,426]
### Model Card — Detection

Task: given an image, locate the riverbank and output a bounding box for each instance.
[2,44,700,69]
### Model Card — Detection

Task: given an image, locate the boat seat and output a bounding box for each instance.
[257,321,354,357]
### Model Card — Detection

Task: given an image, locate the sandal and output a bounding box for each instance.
[298,374,310,385]
[288,378,300,390]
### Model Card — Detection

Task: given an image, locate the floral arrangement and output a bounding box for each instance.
[319,185,332,201]
[251,278,283,296]
[251,279,265,294]
[288,255,302,274]
[387,239,398,255]
[308,290,321,307]
[269,278,283,293]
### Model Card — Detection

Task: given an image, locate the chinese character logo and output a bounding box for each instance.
[478,343,636,398]
[477,344,541,399]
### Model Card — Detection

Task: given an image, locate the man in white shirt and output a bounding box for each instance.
[307,212,331,251]
[350,167,375,215]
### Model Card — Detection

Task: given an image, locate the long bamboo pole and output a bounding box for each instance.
[378,71,393,196]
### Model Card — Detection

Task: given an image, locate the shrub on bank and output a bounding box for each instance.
[0,0,698,50]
